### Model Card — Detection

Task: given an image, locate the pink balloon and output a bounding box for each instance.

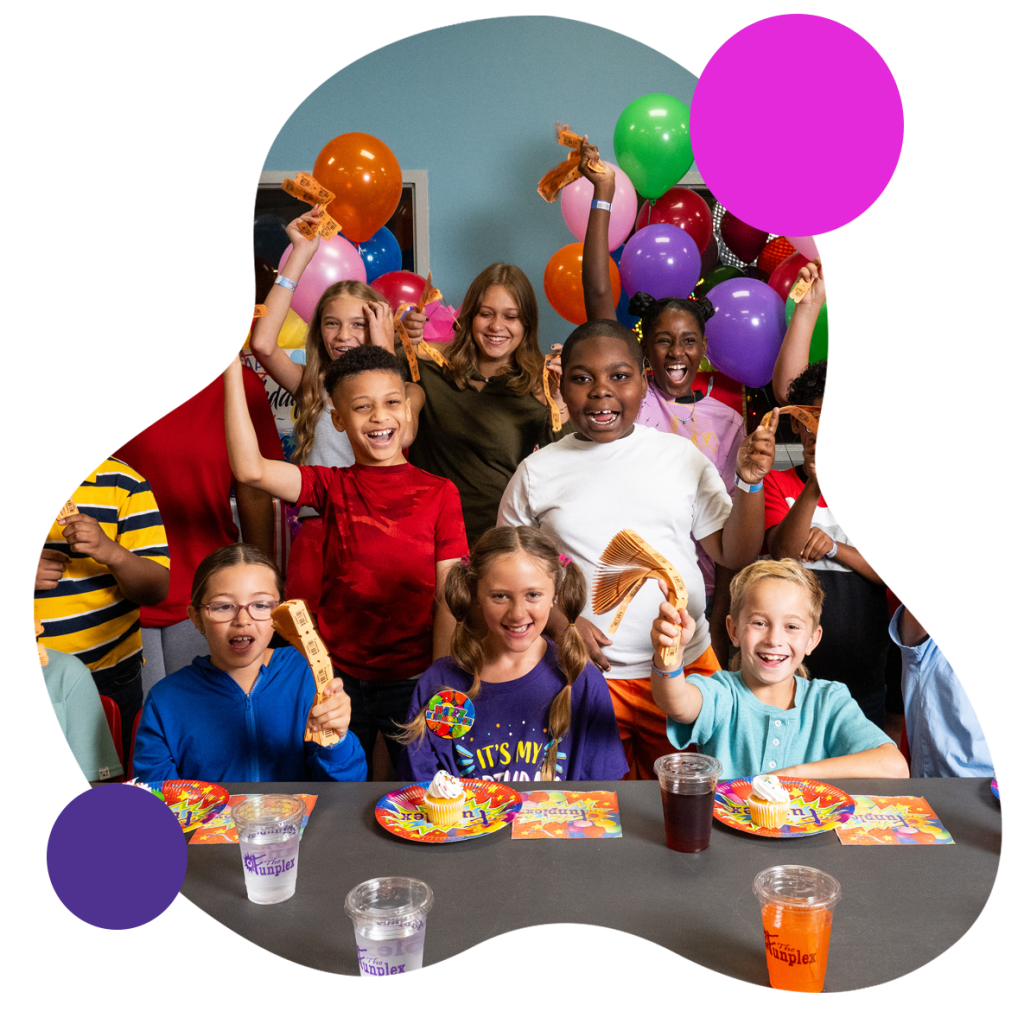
[787,235,820,261]
[422,300,461,342]
[560,162,638,251]
[278,238,366,323]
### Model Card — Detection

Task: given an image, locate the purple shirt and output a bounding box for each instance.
[397,640,628,783]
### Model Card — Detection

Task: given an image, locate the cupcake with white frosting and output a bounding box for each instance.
[748,774,791,828]
[421,770,467,829]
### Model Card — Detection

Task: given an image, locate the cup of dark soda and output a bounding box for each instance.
[653,752,722,852]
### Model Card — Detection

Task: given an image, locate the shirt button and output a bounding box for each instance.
[774,720,782,727]
[768,761,776,769]
[773,738,780,746]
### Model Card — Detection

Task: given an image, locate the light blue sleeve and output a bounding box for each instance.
[820,681,895,757]
[666,672,732,750]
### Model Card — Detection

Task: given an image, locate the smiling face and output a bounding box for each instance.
[320,294,372,360]
[643,307,707,398]
[476,552,556,657]
[561,334,647,443]
[330,369,410,466]
[187,563,281,683]
[727,579,823,697]
[471,285,525,376]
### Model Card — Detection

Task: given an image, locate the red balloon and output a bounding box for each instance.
[757,236,797,275]
[720,210,769,263]
[313,132,403,244]
[370,270,427,309]
[767,251,814,302]
[635,187,713,254]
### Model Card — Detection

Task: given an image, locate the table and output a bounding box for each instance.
[180,777,1000,989]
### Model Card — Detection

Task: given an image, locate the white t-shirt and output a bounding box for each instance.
[497,424,732,677]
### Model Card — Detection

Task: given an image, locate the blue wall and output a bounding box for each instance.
[264,16,697,349]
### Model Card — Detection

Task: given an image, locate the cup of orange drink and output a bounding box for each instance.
[753,865,841,992]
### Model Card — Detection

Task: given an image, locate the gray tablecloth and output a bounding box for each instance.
[180,777,1000,989]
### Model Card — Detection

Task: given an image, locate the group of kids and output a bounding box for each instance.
[35,140,992,791]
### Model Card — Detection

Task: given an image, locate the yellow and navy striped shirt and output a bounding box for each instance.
[34,458,170,682]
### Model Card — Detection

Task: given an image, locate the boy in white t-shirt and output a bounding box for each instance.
[498,319,777,778]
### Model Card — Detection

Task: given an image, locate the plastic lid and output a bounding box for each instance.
[230,794,306,828]
[753,864,841,909]
[653,752,723,784]
[345,877,434,927]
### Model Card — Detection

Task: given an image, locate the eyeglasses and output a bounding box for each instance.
[201,600,280,623]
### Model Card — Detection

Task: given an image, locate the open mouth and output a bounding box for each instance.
[229,635,255,653]
[665,363,690,385]
[503,623,532,638]
[364,428,397,449]
[757,652,788,666]
[585,409,620,427]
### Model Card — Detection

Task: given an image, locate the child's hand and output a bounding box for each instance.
[365,300,396,353]
[403,307,426,345]
[651,580,696,669]
[795,259,825,307]
[545,343,568,417]
[284,205,323,260]
[308,680,352,741]
[36,549,70,591]
[59,514,121,566]
[800,527,834,563]
[736,408,778,485]
[579,136,613,187]
[573,615,614,672]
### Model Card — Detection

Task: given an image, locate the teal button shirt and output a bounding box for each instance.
[667,670,893,780]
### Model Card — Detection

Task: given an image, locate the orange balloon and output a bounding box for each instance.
[543,242,621,325]
[312,133,402,244]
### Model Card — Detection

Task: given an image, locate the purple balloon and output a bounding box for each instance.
[705,279,787,387]
[619,224,702,301]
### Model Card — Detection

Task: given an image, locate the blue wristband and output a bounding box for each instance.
[651,658,685,679]
[591,199,612,212]
[275,274,298,292]
[735,476,763,494]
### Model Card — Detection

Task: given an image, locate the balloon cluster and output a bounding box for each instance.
[264,132,411,322]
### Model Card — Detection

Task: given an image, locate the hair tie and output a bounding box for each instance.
[460,555,471,567]
[559,554,573,567]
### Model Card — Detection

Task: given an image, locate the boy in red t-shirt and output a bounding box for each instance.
[224,346,468,776]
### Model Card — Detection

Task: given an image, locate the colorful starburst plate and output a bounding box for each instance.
[159,780,230,832]
[714,776,854,838]
[991,778,999,801]
[375,780,522,843]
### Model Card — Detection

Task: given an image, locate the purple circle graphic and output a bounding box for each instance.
[691,15,903,236]
[47,785,187,929]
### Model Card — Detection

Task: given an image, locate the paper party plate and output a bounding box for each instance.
[375,779,522,843]
[158,780,230,832]
[714,776,854,838]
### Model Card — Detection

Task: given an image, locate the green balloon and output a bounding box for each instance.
[613,93,694,200]
[785,297,829,363]
[697,264,743,294]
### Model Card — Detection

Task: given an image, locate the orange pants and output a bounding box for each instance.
[606,645,721,781]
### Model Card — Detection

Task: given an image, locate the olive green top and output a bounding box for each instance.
[406,358,570,546]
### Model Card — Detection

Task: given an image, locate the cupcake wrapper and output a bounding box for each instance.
[423,794,466,829]
[749,799,790,829]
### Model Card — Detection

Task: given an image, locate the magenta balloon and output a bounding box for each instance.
[278,238,366,323]
[705,279,787,387]
[422,300,461,342]
[619,224,702,301]
[370,270,428,309]
[560,162,638,251]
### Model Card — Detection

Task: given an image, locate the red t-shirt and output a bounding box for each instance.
[297,462,469,682]
[114,368,284,627]
[762,467,828,530]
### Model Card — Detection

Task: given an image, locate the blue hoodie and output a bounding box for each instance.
[133,646,367,782]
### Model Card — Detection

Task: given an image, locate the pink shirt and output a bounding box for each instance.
[635,381,745,595]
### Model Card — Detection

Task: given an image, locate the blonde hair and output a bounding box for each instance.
[443,264,545,397]
[395,526,588,780]
[727,559,824,677]
[291,280,388,465]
